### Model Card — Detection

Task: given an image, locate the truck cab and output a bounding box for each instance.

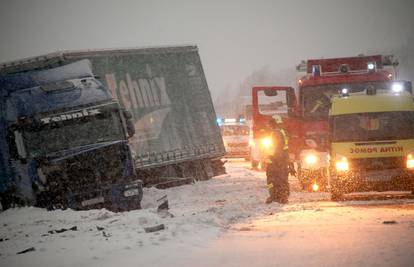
[250,86,297,170]
[329,84,414,199]
[0,60,142,211]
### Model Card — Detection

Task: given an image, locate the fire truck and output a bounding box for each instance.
[251,55,401,191]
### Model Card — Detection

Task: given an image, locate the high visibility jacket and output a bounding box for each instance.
[270,128,288,152]
[266,128,289,164]
[280,128,289,151]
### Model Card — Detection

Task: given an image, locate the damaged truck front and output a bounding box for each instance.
[0,60,143,211]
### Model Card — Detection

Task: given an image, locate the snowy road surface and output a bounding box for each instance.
[1,159,414,267]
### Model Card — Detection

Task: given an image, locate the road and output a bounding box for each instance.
[178,159,414,267]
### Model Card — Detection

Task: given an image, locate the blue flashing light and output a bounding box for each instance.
[216,117,223,125]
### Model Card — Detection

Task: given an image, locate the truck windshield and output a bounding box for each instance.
[302,81,389,120]
[221,125,250,136]
[332,111,414,142]
[22,109,125,157]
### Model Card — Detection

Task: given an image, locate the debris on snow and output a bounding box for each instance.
[382,220,398,224]
[157,195,169,211]
[47,226,77,234]
[102,231,111,238]
[144,224,166,233]
[16,247,35,255]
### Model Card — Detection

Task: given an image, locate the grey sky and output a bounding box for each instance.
[1,0,413,100]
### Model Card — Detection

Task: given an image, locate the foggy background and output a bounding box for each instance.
[1,0,413,117]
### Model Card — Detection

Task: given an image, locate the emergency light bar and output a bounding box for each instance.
[217,117,247,125]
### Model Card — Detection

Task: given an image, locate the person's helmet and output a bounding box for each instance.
[272,114,283,124]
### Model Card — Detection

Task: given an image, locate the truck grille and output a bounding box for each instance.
[227,142,249,148]
[45,143,126,195]
[349,157,405,171]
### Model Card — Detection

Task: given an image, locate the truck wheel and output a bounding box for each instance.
[251,160,259,169]
[260,161,268,171]
[297,167,310,191]
[0,192,24,210]
[330,182,344,201]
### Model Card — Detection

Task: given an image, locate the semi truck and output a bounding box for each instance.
[329,85,414,200]
[1,45,226,189]
[0,60,143,211]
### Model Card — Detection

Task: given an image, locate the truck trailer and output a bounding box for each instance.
[1,45,226,187]
[0,60,143,211]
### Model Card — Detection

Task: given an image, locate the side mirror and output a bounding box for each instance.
[123,110,133,119]
[122,110,135,138]
[286,88,298,117]
[264,89,278,97]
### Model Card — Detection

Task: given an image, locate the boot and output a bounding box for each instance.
[265,183,276,204]
[265,196,274,204]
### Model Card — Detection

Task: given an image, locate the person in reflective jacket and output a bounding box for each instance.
[265,115,290,204]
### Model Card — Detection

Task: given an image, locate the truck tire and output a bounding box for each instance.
[251,160,259,169]
[260,161,268,171]
[330,181,344,201]
[0,191,25,210]
[297,165,311,191]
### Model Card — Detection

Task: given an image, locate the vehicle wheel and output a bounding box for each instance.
[330,182,344,201]
[0,192,24,210]
[260,161,268,171]
[297,168,310,191]
[251,160,259,169]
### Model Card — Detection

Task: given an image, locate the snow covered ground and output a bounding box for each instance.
[1,159,414,267]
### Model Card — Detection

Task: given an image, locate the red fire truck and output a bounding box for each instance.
[251,55,400,191]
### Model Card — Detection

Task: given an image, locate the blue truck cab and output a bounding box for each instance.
[0,60,143,211]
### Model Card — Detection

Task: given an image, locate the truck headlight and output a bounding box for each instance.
[261,137,273,148]
[392,82,403,93]
[304,153,318,165]
[335,157,349,171]
[407,154,414,169]
[249,139,255,147]
[312,182,319,192]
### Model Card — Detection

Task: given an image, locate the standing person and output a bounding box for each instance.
[265,115,290,204]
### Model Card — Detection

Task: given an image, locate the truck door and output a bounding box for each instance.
[251,86,298,168]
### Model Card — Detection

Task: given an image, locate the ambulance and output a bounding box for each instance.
[328,82,414,199]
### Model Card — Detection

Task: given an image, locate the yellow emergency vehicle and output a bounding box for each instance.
[329,86,414,200]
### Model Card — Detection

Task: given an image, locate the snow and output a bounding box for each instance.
[1,159,414,267]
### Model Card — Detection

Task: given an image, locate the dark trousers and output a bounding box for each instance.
[266,161,289,202]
